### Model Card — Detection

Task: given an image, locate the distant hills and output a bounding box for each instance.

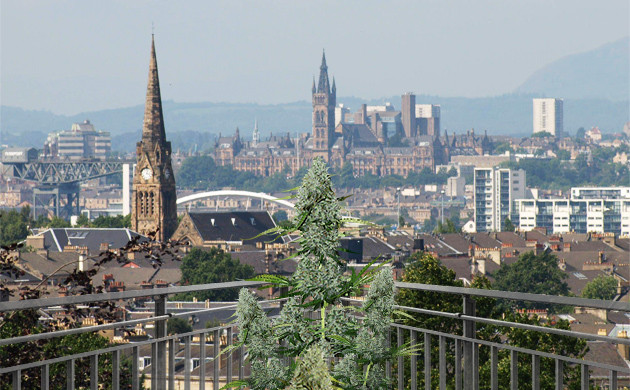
[2,38,628,150]
[515,37,629,101]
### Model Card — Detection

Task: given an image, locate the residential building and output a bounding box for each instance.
[515,187,630,235]
[533,98,563,136]
[474,167,526,232]
[44,120,111,160]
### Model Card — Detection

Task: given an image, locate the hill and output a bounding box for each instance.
[515,37,629,101]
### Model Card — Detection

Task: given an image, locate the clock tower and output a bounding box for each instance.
[131,36,177,241]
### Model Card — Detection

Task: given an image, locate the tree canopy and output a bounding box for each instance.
[581,274,618,300]
[175,247,255,301]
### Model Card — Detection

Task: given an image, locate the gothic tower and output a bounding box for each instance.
[131,36,178,241]
[312,51,336,161]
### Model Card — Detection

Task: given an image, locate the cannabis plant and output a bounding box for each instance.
[229,159,403,390]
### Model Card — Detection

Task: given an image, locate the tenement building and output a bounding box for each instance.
[214,52,449,177]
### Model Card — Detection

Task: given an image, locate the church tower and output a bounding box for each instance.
[131,36,178,241]
[312,51,336,161]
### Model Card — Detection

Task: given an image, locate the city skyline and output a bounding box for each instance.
[1,1,628,115]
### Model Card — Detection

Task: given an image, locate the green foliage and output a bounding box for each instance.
[555,149,571,160]
[576,127,586,139]
[75,214,90,227]
[503,151,630,190]
[90,214,131,228]
[494,142,514,154]
[175,247,255,302]
[233,159,398,389]
[47,216,71,228]
[504,217,515,232]
[167,317,193,335]
[581,274,618,300]
[272,210,288,223]
[0,209,30,246]
[387,132,409,147]
[422,215,437,233]
[434,218,459,233]
[493,251,569,309]
[532,131,554,138]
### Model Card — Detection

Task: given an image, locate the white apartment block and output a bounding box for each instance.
[474,167,526,232]
[415,104,440,119]
[514,187,630,236]
[533,98,563,136]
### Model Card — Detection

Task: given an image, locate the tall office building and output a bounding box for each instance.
[415,104,440,137]
[401,93,416,138]
[474,167,526,232]
[44,120,111,160]
[533,98,563,136]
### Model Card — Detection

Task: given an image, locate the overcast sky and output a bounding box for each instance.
[1,0,628,115]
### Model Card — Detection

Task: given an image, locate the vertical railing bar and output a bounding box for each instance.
[581,364,589,390]
[185,335,191,390]
[609,370,617,390]
[386,327,392,380]
[410,330,417,390]
[226,327,233,386]
[424,333,431,390]
[152,341,158,390]
[112,349,120,390]
[510,350,517,390]
[462,296,475,390]
[532,354,540,390]
[155,295,168,390]
[67,358,75,390]
[168,338,176,390]
[397,326,404,390]
[200,332,207,390]
[132,346,140,390]
[439,336,446,390]
[455,339,462,390]
[90,354,98,390]
[490,346,498,390]
[555,359,563,390]
[214,329,220,390]
[238,343,244,382]
[473,341,479,389]
[41,364,50,390]
[11,370,20,390]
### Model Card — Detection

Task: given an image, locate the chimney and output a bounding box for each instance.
[78,255,85,272]
[618,331,629,360]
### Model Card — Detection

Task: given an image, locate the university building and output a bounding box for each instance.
[214,52,450,177]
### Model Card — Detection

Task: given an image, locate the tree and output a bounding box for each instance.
[576,127,586,139]
[0,209,30,246]
[272,210,288,224]
[581,274,618,300]
[494,142,514,154]
[47,216,71,228]
[556,149,571,160]
[504,217,515,232]
[167,317,193,335]
[398,215,406,228]
[176,248,255,301]
[492,251,569,308]
[434,218,458,233]
[91,214,131,228]
[532,131,553,138]
[75,214,90,227]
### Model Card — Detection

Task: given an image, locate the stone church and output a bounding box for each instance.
[131,36,178,242]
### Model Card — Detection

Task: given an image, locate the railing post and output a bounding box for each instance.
[154,294,168,390]
[462,295,476,390]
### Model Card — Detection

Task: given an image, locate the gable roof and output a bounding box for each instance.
[29,228,144,255]
[188,211,280,244]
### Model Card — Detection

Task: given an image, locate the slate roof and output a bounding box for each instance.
[495,232,527,247]
[187,211,280,244]
[470,233,501,249]
[30,228,143,255]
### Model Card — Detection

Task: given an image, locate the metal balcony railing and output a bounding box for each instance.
[0,280,629,389]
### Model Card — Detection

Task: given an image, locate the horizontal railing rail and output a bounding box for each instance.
[1,280,628,389]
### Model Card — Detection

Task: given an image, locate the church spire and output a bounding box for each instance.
[317,50,330,94]
[142,35,166,142]
[332,77,336,95]
[252,119,260,147]
[312,76,317,94]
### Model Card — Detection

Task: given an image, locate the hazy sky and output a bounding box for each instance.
[1,0,628,115]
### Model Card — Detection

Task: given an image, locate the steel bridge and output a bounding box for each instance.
[0,159,133,219]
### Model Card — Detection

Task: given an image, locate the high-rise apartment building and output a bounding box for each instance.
[474,167,526,232]
[514,187,630,235]
[533,98,563,136]
[44,120,111,160]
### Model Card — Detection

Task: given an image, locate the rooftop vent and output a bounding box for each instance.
[250,218,255,225]
[231,218,236,226]
[210,218,215,227]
